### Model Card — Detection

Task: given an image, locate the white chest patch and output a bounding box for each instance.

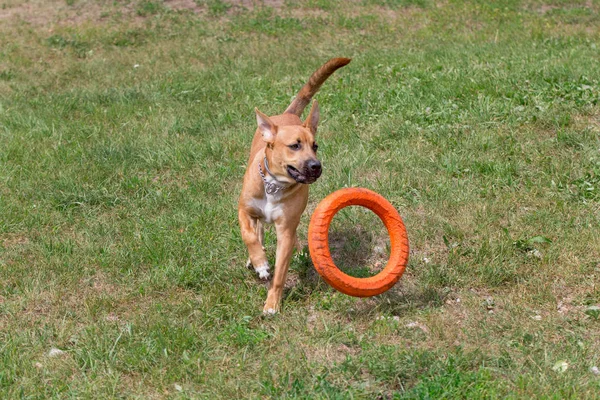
[250,193,284,224]
[249,173,289,223]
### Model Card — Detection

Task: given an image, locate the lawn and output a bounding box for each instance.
[1,0,599,398]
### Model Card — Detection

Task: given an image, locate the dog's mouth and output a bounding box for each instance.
[287,165,320,184]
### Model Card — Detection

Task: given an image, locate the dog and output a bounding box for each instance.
[238,57,351,314]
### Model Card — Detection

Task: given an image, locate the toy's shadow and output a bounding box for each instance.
[289,226,378,288]
[286,227,446,313]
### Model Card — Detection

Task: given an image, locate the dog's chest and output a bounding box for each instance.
[249,193,284,224]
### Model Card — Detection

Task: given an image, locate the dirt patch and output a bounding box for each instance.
[408,233,449,266]
[573,108,600,133]
[17,289,56,322]
[536,4,562,15]
[225,0,285,8]
[165,0,288,16]
[0,0,108,27]
[1,233,30,247]
[0,0,176,28]
[301,341,360,364]
[535,1,597,15]
[284,271,300,289]
[0,0,339,35]
[342,3,422,19]
[164,0,204,13]
[85,270,119,296]
[151,169,190,190]
[551,282,595,317]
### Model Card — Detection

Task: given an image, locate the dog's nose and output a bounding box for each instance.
[307,159,322,174]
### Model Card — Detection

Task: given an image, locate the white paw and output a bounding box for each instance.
[263,308,277,315]
[254,262,270,280]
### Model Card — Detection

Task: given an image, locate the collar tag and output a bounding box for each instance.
[258,158,284,195]
[264,182,281,195]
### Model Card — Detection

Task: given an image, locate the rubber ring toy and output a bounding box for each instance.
[308,188,409,297]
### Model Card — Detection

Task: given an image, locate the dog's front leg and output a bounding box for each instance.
[244,219,265,269]
[263,220,297,314]
[239,209,270,280]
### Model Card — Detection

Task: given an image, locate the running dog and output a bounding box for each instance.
[238,57,351,314]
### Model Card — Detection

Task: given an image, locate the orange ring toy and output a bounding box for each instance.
[308,188,409,297]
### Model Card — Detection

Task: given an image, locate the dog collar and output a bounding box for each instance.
[258,157,286,195]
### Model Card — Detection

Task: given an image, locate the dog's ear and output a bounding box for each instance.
[255,108,277,143]
[304,100,319,135]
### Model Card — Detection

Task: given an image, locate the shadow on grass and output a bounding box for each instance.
[373,280,448,314]
[289,225,377,292]
[287,226,446,313]
[329,227,378,278]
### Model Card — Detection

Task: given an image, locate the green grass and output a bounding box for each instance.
[1,0,600,397]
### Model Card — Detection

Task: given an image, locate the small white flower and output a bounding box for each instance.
[552,360,568,373]
[423,257,431,264]
[591,366,600,375]
[133,64,140,68]
[174,384,183,392]
[528,249,542,259]
[48,348,65,357]
[105,313,119,322]
[406,321,429,333]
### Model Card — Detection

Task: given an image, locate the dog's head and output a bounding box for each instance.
[256,101,322,185]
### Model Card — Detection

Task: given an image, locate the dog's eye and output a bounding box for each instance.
[288,143,301,151]
[312,143,318,152]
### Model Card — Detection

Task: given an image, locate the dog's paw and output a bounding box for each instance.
[254,262,271,280]
[263,307,278,316]
[263,296,280,315]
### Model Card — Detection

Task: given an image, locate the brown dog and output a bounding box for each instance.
[238,57,351,314]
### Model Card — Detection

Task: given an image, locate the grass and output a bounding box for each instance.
[1,0,600,397]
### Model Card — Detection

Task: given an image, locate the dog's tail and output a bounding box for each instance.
[284,57,351,116]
